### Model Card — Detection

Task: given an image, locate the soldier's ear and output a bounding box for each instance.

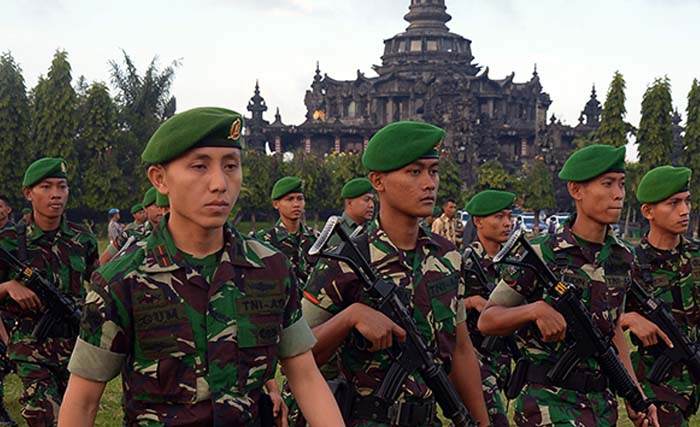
[368,172,384,193]
[22,187,32,202]
[147,165,169,197]
[567,181,583,201]
[640,203,654,222]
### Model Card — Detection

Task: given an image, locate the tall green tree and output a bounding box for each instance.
[594,71,634,147]
[324,152,365,209]
[637,77,674,169]
[475,159,515,191]
[31,50,78,179]
[437,154,464,204]
[0,52,31,206]
[683,78,700,236]
[238,151,283,230]
[522,159,556,236]
[75,82,121,210]
[109,51,180,198]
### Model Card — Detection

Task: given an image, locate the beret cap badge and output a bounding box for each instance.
[229,118,242,141]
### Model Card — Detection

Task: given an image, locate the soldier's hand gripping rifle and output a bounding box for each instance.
[493,227,650,414]
[0,246,82,340]
[309,216,477,427]
[628,279,700,384]
[462,247,523,360]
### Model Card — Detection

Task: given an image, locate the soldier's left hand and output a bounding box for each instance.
[623,312,673,348]
[269,390,288,427]
[626,402,659,427]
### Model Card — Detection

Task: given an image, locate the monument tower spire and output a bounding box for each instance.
[404,0,452,32]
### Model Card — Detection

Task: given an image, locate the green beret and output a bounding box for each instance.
[466,190,516,216]
[23,157,67,187]
[271,176,303,200]
[156,192,169,208]
[637,165,691,204]
[432,206,442,217]
[130,203,144,214]
[558,144,626,182]
[341,178,373,199]
[142,107,244,164]
[362,121,444,172]
[22,208,31,215]
[142,187,157,207]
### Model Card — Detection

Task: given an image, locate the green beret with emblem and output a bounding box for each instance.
[142,187,157,207]
[466,190,517,216]
[130,203,144,214]
[362,121,444,172]
[636,165,691,204]
[156,192,169,208]
[341,178,373,199]
[22,208,31,215]
[141,107,244,164]
[558,144,626,182]
[271,176,303,200]
[23,157,68,187]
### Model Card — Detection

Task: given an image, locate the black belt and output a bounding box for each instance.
[351,395,436,426]
[526,363,609,393]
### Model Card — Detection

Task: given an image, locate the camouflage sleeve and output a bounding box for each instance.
[68,273,128,382]
[624,259,644,313]
[0,230,18,282]
[303,258,359,315]
[83,232,99,280]
[278,259,316,358]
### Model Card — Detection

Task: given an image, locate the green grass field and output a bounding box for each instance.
[3,233,698,426]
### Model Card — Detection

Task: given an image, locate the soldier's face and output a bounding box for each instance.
[345,193,374,224]
[134,210,146,223]
[145,204,161,226]
[475,209,512,244]
[372,159,439,219]
[570,172,625,225]
[274,193,305,222]
[23,178,69,220]
[149,147,242,231]
[0,200,10,223]
[642,191,691,236]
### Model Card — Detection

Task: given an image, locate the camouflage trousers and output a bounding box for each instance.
[514,384,618,427]
[9,336,73,427]
[476,351,511,427]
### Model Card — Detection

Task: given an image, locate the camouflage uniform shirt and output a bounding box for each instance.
[256,219,317,285]
[104,221,153,259]
[302,219,466,426]
[628,236,700,424]
[489,220,632,427]
[68,221,316,427]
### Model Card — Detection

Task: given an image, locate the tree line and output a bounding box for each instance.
[2,51,700,235]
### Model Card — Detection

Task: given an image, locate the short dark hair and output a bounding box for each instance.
[0,195,10,206]
[443,198,457,207]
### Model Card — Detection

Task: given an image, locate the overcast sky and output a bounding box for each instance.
[3,0,700,160]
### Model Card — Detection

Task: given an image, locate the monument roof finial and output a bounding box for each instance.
[404,0,451,32]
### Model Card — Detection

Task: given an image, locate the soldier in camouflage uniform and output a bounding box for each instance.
[127,203,146,230]
[257,176,318,286]
[59,107,344,427]
[99,188,163,266]
[0,194,16,427]
[479,145,658,427]
[620,166,700,427]
[303,121,490,427]
[0,157,98,427]
[463,189,517,427]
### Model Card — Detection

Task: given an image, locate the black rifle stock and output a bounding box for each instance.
[629,279,700,384]
[0,246,81,340]
[462,247,523,359]
[493,228,650,414]
[309,216,477,427]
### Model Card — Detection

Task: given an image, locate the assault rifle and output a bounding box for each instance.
[628,279,700,384]
[309,216,477,427]
[462,247,522,358]
[0,246,82,340]
[493,227,650,414]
